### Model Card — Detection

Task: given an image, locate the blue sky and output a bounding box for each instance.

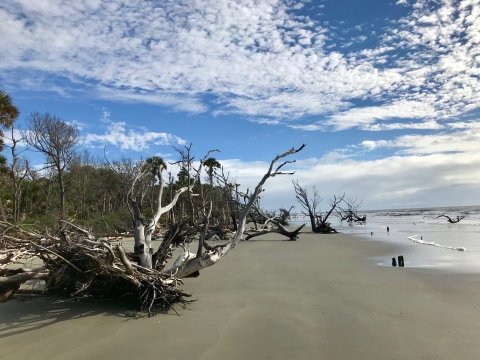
[1,0,480,210]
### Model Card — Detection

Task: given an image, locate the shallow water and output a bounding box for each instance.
[290,205,480,272]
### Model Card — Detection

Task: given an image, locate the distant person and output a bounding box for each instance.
[371,232,373,236]
[387,226,389,233]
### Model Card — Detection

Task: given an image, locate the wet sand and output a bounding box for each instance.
[1,232,480,359]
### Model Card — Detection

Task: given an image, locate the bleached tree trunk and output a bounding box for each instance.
[130,166,190,268]
[0,200,6,222]
[162,145,305,278]
[129,148,212,269]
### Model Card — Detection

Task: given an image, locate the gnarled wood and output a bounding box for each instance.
[164,145,306,278]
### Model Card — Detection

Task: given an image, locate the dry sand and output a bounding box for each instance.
[1,231,480,359]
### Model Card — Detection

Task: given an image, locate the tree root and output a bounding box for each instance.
[0,220,193,313]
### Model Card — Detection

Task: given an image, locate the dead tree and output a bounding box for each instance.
[2,125,30,222]
[239,194,304,241]
[0,220,191,312]
[292,180,344,233]
[0,145,306,314]
[23,113,80,218]
[106,146,217,269]
[162,144,305,278]
[337,197,366,222]
[437,214,465,223]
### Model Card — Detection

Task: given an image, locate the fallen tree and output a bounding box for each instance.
[436,214,465,223]
[292,180,344,233]
[337,197,366,222]
[243,203,305,241]
[0,144,306,314]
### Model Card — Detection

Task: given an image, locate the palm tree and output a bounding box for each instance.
[143,156,167,217]
[204,157,221,187]
[0,155,8,221]
[0,90,19,151]
[144,156,167,174]
[0,90,19,221]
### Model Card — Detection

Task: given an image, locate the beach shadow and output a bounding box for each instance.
[246,238,294,242]
[0,296,130,339]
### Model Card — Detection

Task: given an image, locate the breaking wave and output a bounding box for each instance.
[407,235,467,252]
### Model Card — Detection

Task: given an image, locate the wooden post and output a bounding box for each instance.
[398,255,404,267]
[392,257,397,266]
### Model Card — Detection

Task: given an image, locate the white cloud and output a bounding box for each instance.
[218,128,480,209]
[84,112,186,151]
[217,152,480,210]
[360,120,444,131]
[360,123,480,155]
[326,100,437,130]
[288,123,326,131]
[66,120,88,131]
[0,0,479,130]
[1,128,26,148]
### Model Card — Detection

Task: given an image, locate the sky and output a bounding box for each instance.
[1,0,480,211]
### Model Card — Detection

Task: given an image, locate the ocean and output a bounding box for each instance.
[290,205,480,272]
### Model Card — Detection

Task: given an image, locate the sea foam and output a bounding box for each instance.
[408,235,467,252]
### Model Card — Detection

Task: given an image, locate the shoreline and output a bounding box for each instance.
[1,231,480,359]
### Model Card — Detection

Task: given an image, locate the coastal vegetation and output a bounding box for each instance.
[0,90,358,313]
[0,141,306,312]
[0,93,313,312]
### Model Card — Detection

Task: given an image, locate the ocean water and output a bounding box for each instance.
[290,205,480,272]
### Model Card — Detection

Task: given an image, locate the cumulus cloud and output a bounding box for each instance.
[0,128,26,148]
[84,111,186,151]
[220,125,480,209]
[219,151,480,210]
[360,125,480,155]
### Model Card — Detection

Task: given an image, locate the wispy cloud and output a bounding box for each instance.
[326,100,437,130]
[360,120,444,131]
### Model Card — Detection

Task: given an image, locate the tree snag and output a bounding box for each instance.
[292,180,344,233]
[163,144,305,278]
[436,214,465,223]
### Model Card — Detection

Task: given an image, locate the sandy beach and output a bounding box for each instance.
[1,231,480,359]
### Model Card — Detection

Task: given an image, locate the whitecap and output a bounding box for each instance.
[407,236,467,252]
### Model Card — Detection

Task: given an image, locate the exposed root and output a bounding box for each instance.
[0,220,193,313]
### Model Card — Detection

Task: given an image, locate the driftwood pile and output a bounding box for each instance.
[0,220,193,316]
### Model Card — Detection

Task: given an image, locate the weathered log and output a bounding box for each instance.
[436,214,465,223]
[0,267,45,302]
[245,223,306,241]
[164,145,306,279]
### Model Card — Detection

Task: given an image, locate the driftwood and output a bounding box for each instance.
[337,197,366,222]
[0,145,306,314]
[161,144,306,279]
[0,220,192,314]
[436,214,465,223]
[245,222,306,241]
[292,180,344,234]
[244,203,306,241]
